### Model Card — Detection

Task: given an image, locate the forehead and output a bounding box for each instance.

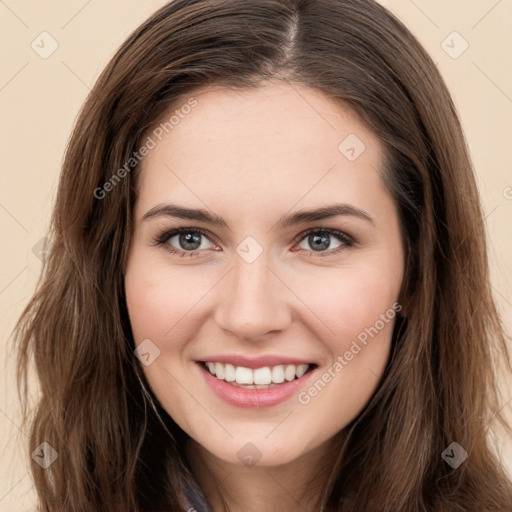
[135,81,389,222]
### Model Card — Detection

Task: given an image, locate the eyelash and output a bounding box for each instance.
[153,226,356,259]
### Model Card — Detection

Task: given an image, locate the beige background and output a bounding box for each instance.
[1,1,511,510]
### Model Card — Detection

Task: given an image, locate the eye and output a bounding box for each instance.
[154,227,216,258]
[153,227,355,258]
[293,228,354,257]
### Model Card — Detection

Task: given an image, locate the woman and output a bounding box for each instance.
[14,0,512,510]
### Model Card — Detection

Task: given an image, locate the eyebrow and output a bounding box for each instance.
[142,202,375,229]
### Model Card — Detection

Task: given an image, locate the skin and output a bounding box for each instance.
[124,80,405,512]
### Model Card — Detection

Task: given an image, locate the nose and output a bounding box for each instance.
[213,251,292,342]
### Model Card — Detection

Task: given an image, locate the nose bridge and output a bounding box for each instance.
[214,248,291,341]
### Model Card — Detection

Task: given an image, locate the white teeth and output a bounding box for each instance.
[296,364,308,378]
[271,365,285,383]
[203,361,312,385]
[235,366,253,384]
[215,362,225,380]
[253,367,272,385]
[284,364,296,381]
[224,363,236,382]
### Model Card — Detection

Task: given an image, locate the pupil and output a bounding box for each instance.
[180,232,201,250]
[310,233,329,251]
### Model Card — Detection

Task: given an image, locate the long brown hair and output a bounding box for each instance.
[13,0,512,510]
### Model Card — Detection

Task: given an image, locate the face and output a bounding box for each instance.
[124,81,404,468]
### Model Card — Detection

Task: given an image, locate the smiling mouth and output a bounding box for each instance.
[199,361,318,389]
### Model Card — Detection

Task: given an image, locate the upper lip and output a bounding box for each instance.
[198,354,316,369]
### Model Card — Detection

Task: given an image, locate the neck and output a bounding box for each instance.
[184,432,345,512]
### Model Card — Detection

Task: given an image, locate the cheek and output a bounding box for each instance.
[124,253,201,427]
[125,275,166,344]
[302,263,400,349]
[124,253,197,345]
[294,266,401,424]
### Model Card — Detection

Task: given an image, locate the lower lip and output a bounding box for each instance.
[196,362,316,408]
